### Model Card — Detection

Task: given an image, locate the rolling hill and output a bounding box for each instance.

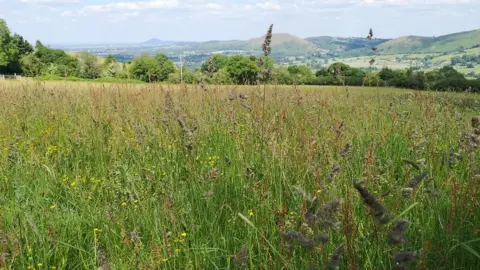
[377,29,480,54]
[141,28,479,58]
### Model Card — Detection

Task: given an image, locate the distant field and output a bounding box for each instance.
[1,81,480,269]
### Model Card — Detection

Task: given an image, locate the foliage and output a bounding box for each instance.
[0,19,33,74]
[130,53,175,82]
[77,52,102,79]
[225,55,258,84]
[287,65,316,85]
[167,68,200,84]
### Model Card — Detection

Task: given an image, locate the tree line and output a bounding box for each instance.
[1,19,479,92]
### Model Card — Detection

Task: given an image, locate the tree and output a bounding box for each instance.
[24,41,79,77]
[77,52,102,79]
[287,65,315,84]
[226,55,258,84]
[130,53,175,82]
[20,53,43,76]
[12,34,33,55]
[103,54,118,77]
[272,66,293,85]
[200,54,228,74]
[0,19,12,67]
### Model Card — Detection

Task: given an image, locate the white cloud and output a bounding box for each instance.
[60,11,73,17]
[256,1,282,10]
[83,0,180,12]
[18,0,80,5]
[206,3,224,10]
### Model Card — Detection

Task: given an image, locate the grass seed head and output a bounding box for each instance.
[387,220,409,245]
[327,244,344,269]
[262,24,273,57]
[354,182,391,225]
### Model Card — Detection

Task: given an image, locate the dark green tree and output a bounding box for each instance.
[226,55,258,84]
[131,53,175,82]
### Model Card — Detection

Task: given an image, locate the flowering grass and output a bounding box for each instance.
[0,80,480,269]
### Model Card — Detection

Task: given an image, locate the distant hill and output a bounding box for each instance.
[306,36,389,52]
[143,38,175,46]
[142,38,197,47]
[305,36,390,57]
[142,28,480,58]
[181,33,316,57]
[377,29,480,54]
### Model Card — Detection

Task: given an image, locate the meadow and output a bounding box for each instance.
[1,80,480,269]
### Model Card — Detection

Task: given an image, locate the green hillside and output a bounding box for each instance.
[378,29,480,54]
[184,33,316,56]
[306,36,388,54]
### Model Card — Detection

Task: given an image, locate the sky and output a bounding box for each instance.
[0,0,479,44]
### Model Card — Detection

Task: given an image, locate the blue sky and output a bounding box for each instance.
[1,0,479,44]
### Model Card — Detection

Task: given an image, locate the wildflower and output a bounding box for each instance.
[50,204,56,209]
[162,258,168,262]
[175,248,181,253]
[70,181,77,187]
[37,263,43,267]
[51,267,56,270]
[88,196,93,200]
[248,210,254,217]
[133,199,139,203]
[181,232,187,237]
[121,202,127,207]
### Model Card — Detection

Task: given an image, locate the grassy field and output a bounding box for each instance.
[1,81,480,269]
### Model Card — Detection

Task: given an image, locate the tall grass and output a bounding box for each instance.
[0,80,479,269]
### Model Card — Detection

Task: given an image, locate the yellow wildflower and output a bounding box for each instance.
[162,258,168,262]
[248,210,254,217]
[88,196,93,200]
[50,204,56,209]
[121,202,127,207]
[181,232,187,237]
[37,264,43,267]
[175,248,181,253]
[70,181,77,187]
